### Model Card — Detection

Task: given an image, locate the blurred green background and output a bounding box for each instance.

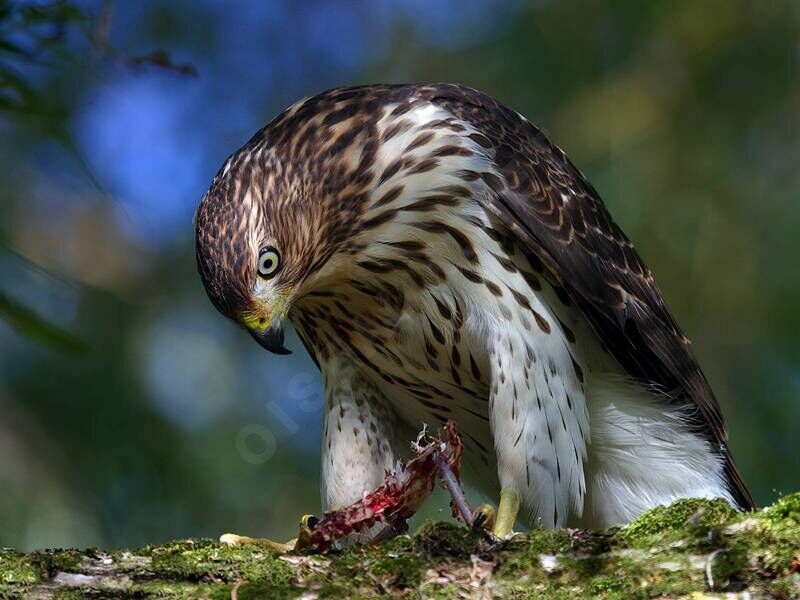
[1,0,798,552]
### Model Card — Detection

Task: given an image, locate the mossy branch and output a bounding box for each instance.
[2,494,798,599]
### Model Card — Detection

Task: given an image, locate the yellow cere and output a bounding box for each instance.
[240,290,291,332]
[241,311,272,332]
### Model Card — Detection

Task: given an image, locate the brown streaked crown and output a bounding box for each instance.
[195,164,256,320]
[194,96,378,323]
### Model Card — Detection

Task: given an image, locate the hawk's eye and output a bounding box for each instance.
[257,247,281,278]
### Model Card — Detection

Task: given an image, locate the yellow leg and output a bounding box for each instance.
[492,488,520,539]
[472,489,520,539]
[219,515,317,553]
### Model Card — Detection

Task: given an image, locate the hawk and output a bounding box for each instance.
[195,84,753,539]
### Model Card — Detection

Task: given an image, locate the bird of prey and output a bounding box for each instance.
[195,83,753,540]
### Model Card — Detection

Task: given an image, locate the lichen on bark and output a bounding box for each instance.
[2,493,798,599]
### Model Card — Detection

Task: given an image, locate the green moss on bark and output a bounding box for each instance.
[1,493,799,599]
[0,552,39,597]
[617,497,737,546]
[145,539,296,586]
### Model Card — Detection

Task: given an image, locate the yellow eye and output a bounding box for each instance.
[257,247,281,278]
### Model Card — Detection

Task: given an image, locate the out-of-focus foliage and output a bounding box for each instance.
[0,1,84,111]
[0,287,83,351]
[0,0,797,552]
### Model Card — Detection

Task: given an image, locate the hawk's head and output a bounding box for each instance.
[194,103,370,354]
[195,84,482,356]
[195,146,344,354]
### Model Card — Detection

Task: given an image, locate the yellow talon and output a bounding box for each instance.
[294,514,319,550]
[219,514,319,553]
[219,533,296,553]
[473,503,496,531]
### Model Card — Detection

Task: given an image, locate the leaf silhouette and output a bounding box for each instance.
[0,290,85,353]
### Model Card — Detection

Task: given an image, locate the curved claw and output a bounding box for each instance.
[470,489,521,541]
[294,514,319,550]
[472,503,496,532]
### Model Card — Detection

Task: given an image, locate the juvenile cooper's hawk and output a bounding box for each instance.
[195,84,753,538]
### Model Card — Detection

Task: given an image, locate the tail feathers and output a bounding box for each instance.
[581,374,744,528]
[724,450,755,510]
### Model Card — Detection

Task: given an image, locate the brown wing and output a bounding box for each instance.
[421,84,754,509]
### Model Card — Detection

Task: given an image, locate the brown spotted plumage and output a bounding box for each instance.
[195,83,753,530]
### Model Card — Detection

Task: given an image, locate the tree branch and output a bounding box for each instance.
[2,494,798,599]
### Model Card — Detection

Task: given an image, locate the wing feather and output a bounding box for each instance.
[421,84,754,509]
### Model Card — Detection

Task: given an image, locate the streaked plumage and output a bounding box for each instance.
[195,83,753,529]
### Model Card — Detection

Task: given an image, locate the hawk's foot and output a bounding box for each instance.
[472,503,495,531]
[219,514,318,554]
[473,488,520,539]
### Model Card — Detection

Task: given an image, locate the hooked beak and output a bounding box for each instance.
[248,317,292,355]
